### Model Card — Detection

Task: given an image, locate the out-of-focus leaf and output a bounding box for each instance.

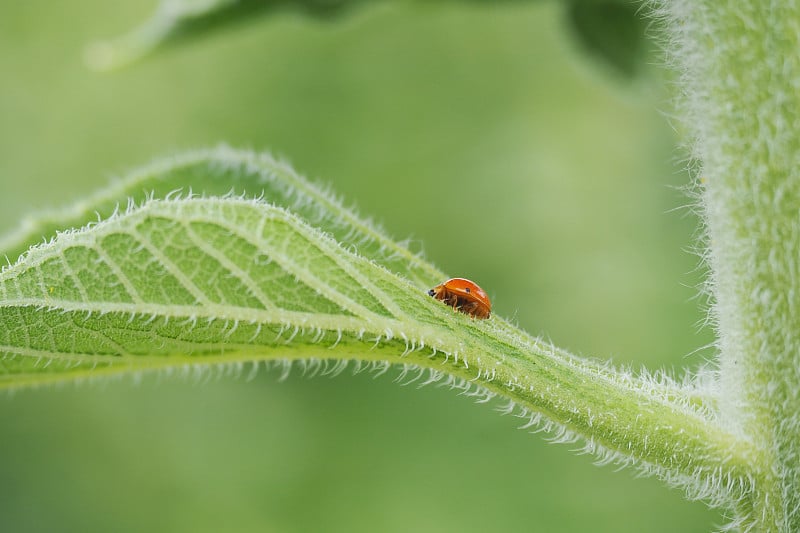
[566,0,649,79]
[85,0,364,71]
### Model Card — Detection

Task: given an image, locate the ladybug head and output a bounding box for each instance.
[427,289,436,297]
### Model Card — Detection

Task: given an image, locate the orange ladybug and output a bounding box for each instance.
[428,278,491,319]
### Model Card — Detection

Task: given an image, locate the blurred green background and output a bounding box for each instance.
[0,1,720,531]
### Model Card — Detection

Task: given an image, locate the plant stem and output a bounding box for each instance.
[663,1,800,529]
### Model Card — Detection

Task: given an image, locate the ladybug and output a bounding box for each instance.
[428,278,491,319]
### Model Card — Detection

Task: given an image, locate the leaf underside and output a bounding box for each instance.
[0,146,484,387]
[0,147,758,511]
[2,198,439,386]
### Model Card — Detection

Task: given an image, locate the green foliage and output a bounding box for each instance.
[9,0,800,530]
[566,0,649,78]
[7,4,714,529]
[1,149,440,288]
[87,0,653,77]
[0,148,762,516]
[85,0,366,70]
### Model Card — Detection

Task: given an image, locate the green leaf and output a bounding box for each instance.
[566,0,649,79]
[0,147,440,290]
[0,148,759,510]
[84,0,363,71]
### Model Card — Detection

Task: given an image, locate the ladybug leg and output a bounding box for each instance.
[445,293,460,309]
[461,301,479,317]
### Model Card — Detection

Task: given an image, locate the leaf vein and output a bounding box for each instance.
[0,300,374,334]
[57,249,90,302]
[181,221,275,310]
[93,244,145,304]
[283,214,406,319]
[211,216,382,320]
[129,228,212,306]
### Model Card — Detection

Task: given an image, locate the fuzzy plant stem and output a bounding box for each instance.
[664,1,800,529]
